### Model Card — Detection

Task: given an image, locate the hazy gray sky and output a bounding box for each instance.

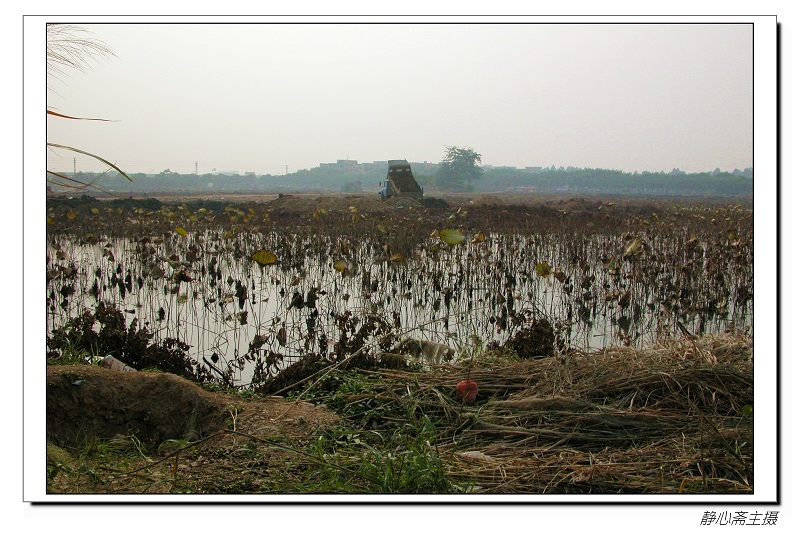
[46,22,753,175]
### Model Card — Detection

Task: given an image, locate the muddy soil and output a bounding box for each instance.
[46,365,338,453]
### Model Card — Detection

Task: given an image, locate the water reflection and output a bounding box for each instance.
[46,228,753,386]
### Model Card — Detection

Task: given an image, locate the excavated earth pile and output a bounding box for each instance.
[46,365,230,451]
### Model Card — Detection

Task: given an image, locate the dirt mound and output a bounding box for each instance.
[548,197,603,212]
[384,196,423,210]
[469,195,506,207]
[269,193,385,214]
[45,194,100,209]
[107,197,163,210]
[47,365,230,451]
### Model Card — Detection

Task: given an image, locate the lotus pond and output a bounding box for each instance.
[45,194,753,388]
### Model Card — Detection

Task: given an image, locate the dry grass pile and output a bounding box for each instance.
[334,333,754,494]
[46,334,754,495]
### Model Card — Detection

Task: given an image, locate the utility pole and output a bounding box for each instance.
[73,158,76,175]
[195,161,198,176]
[285,165,288,175]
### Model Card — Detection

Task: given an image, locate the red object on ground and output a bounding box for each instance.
[455,380,478,404]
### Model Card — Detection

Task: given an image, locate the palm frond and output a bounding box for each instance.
[46,24,115,87]
[47,143,132,181]
[47,170,121,196]
[47,109,114,122]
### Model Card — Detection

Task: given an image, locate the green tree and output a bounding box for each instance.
[435,146,483,191]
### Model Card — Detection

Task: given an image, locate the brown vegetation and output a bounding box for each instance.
[46,333,752,495]
[44,192,754,495]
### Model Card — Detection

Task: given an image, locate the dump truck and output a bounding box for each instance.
[379,160,424,201]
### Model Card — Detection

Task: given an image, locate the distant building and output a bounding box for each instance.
[319,159,439,176]
[320,159,361,173]
[361,161,387,172]
[412,161,438,173]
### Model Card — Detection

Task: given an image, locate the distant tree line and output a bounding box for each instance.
[475,166,754,196]
[52,164,753,198]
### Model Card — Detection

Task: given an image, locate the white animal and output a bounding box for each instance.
[393,338,455,368]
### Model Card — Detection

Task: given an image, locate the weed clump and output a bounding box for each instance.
[47,302,213,383]
[502,317,556,359]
